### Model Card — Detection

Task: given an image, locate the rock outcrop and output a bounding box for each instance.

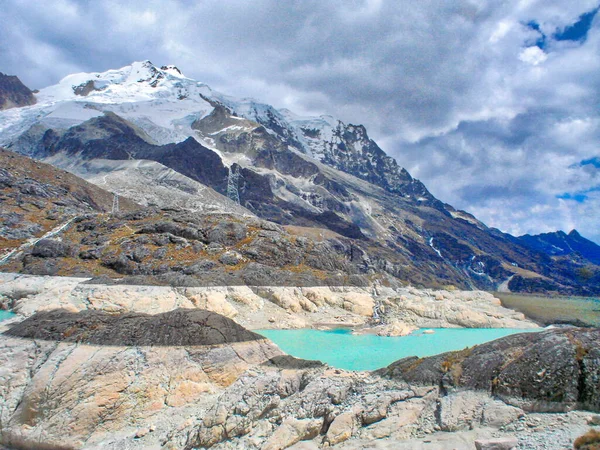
[0,308,282,449]
[4,308,263,346]
[181,327,599,449]
[383,328,600,413]
[0,273,538,331]
[0,73,36,110]
[0,148,137,253]
[0,304,595,449]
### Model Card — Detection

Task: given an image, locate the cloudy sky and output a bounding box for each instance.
[2,0,599,243]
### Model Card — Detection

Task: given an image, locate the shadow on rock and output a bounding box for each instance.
[262,354,325,370]
[4,308,264,346]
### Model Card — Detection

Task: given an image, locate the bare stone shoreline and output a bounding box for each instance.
[0,273,538,334]
[1,273,598,450]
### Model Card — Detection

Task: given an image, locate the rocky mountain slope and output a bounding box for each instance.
[0,73,36,110]
[0,61,598,294]
[0,148,138,261]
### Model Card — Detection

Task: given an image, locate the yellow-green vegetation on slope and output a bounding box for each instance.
[5,206,372,287]
[0,148,138,255]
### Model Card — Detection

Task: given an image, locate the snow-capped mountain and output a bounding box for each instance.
[1,60,598,294]
[1,61,436,204]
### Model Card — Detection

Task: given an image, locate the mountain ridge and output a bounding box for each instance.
[518,229,600,265]
[1,61,598,294]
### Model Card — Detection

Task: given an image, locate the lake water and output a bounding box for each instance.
[0,310,15,322]
[257,327,539,371]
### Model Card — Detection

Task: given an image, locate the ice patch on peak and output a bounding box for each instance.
[125,60,160,83]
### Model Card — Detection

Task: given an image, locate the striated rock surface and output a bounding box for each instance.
[0,308,282,449]
[180,327,599,449]
[0,305,596,449]
[377,288,535,330]
[0,273,538,331]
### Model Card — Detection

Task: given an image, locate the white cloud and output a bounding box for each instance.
[518,46,548,65]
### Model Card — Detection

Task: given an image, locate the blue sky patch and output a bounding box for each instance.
[557,185,600,203]
[557,192,588,203]
[554,7,599,42]
[525,20,547,49]
[580,156,600,168]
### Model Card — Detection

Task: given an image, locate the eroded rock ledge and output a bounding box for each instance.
[383,328,600,413]
[0,273,538,332]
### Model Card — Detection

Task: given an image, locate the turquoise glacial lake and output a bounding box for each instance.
[257,327,539,371]
[0,310,15,322]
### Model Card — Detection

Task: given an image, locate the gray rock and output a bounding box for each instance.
[384,328,600,413]
[79,248,102,260]
[183,260,216,274]
[220,251,243,266]
[152,247,167,259]
[207,222,247,245]
[206,242,224,254]
[31,239,74,258]
[474,437,518,450]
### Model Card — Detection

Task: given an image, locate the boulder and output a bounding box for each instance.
[438,391,487,431]
[481,401,523,427]
[183,290,238,318]
[31,239,74,258]
[219,250,243,266]
[325,412,355,445]
[227,286,264,310]
[207,222,247,245]
[342,292,374,317]
[376,321,416,337]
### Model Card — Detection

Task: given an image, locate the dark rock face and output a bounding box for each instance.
[72,80,101,96]
[319,122,442,207]
[383,328,600,412]
[4,308,264,346]
[31,239,74,258]
[0,73,36,110]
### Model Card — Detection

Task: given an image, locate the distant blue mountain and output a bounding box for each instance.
[518,229,600,265]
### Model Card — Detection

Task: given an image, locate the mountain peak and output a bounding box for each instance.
[518,228,600,265]
[38,60,200,105]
